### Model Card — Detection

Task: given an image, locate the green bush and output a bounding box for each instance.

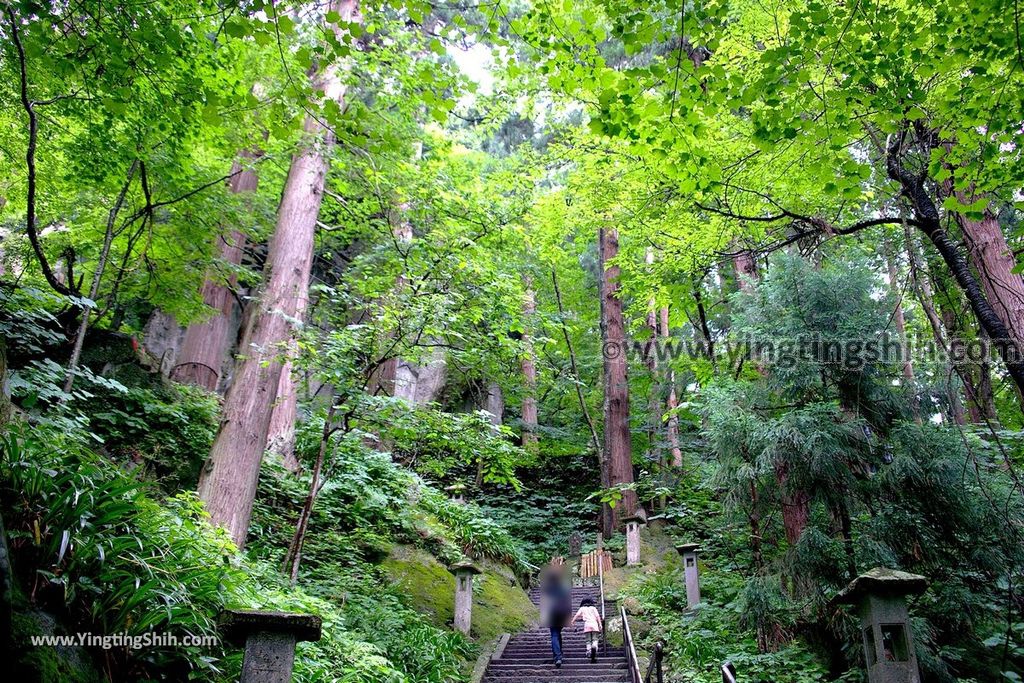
[0,424,449,682]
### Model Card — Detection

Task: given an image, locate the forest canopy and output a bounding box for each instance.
[1,0,1024,681]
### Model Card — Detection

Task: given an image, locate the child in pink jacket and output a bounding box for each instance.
[571,598,603,662]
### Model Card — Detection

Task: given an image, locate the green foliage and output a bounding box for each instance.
[1,424,242,679]
[623,567,828,683]
[89,384,220,489]
[0,421,478,682]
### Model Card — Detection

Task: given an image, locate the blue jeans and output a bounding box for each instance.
[550,627,563,660]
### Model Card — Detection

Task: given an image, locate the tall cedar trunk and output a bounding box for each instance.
[733,248,810,545]
[267,361,302,471]
[643,248,663,509]
[520,281,539,448]
[733,249,758,295]
[903,224,975,424]
[777,461,810,547]
[956,205,1024,349]
[887,133,1024,400]
[172,153,258,391]
[883,237,918,420]
[658,307,683,467]
[941,147,1024,355]
[391,218,420,402]
[599,227,637,534]
[197,0,360,548]
[478,381,504,486]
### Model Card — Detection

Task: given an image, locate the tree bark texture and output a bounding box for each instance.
[599,227,637,534]
[887,132,1024,400]
[520,281,539,448]
[172,153,258,391]
[658,307,683,467]
[197,0,360,548]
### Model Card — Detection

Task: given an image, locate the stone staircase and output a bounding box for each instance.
[481,586,630,683]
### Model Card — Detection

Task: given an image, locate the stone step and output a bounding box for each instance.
[484,675,629,682]
[496,656,625,663]
[497,651,618,655]
[488,663,626,671]
[484,587,629,683]
[483,675,626,679]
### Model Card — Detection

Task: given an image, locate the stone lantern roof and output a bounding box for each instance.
[675,543,701,555]
[833,567,928,605]
[221,610,322,644]
[448,560,482,575]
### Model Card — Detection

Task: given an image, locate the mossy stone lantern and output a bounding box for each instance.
[449,561,481,634]
[445,483,467,504]
[834,567,928,683]
[674,543,702,608]
[622,512,646,566]
[222,610,322,683]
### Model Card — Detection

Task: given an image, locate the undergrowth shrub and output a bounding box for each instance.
[621,567,828,683]
[0,424,458,682]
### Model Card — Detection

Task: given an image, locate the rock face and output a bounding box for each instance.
[142,309,185,376]
[484,586,630,683]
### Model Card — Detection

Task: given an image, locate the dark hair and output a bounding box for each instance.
[579,598,595,607]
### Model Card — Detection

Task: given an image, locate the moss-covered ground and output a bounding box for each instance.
[383,545,537,643]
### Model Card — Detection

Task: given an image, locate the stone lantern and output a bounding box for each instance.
[622,513,646,566]
[675,543,702,608]
[222,610,322,683]
[445,483,466,504]
[834,567,928,683]
[449,561,481,634]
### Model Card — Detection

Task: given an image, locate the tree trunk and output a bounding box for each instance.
[883,237,918,420]
[197,0,360,549]
[904,224,970,424]
[63,161,138,394]
[733,249,758,295]
[775,459,809,547]
[887,133,1024,401]
[478,381,504,486]
[520,280,539,448]
[267,361,302,472]
[643,248,663,508]
[659,307,683,467]
[956,205,1024,348]
[283,399,337,584]
[599,227,637,535]
[171,153,258,391]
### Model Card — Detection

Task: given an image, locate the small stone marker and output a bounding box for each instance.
[675,543,702,608]
[622,512,646,566]
[450,561,482,635]
[568,531,583,558]
[834,567,928,683]
[222,610,322,683]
